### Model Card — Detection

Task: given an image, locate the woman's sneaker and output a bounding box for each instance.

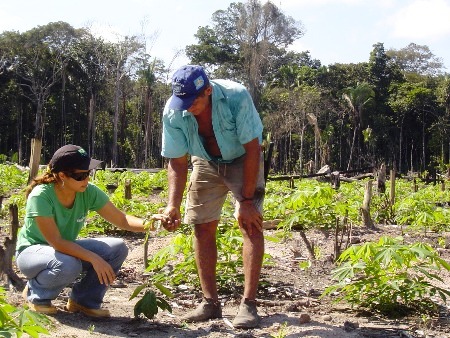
[27,302,58,315]
[65,299,111,318]
[181,297,222,322]
[22,285,57,315]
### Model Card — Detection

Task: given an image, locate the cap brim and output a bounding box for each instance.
[88,159,103,170]
[168,94,197,111]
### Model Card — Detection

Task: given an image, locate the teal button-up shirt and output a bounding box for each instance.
[161,79,263,162]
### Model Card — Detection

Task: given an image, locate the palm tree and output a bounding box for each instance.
[342,82,374,170]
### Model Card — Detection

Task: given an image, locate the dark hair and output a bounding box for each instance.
[24,168,78,198]
[25,172,55,198]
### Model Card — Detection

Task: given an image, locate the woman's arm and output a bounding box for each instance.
[36,216,116,285]
[96,201,168,232]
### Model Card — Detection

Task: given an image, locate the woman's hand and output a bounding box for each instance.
[90,254,116,286]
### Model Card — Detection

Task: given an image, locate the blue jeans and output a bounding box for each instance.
[16,238,128,309]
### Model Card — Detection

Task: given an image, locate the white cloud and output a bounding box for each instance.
[88,22,124,43]
[278,0,363,9]
[0,9,23,32]
[389,0,450,40]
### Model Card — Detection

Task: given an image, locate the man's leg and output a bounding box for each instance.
[182,220,222,322]
[232,227,264,328]
[194,221,219,300]
[242,229,264,300]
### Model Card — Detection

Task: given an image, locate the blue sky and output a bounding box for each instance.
[1,0,450,73]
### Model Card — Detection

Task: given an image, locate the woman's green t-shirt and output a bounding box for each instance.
[16,182,109,252]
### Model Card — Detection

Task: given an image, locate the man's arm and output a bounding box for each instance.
[163,155,188,231]
[241,138,261,200]
[236,138,263,235]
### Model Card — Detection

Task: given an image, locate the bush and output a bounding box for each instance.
[323,236,450,316]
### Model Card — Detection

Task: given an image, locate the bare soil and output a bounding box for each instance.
[4,225,450,338]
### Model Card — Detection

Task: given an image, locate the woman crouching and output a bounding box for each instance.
[16,144,166,317]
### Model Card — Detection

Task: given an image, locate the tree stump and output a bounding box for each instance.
[331,171,340,190]
[377,163,386,193]
[124,179,132,199]
[0,204,24,290]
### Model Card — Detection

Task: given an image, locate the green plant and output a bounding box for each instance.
[322,236,450,316]
[270,322,288,338]
[437,236,446,249]
[298,260,311,271]
[0,165,28,197]
[0,287,51,337]
[87,324,95,334]
[395,183,450,233]
[129,282,173,319]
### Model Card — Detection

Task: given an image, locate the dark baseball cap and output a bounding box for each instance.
[49,145,102,172]
[168,65,210,111]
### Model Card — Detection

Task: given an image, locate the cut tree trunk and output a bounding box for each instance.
[27,138,42,184]
[361,180,375,229]
[0,204,24,290]
[377,163,386,193]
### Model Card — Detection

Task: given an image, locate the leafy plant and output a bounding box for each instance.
[395,184,450,232]
[0,165,28,197]
[323,236,450,316]
[129,282,173,319]
[0,287,51,337]
[270,321,288,338]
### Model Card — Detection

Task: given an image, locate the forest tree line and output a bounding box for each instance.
[0,0,449,177]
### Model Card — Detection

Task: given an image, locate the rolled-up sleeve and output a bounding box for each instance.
[235,89,263,145]
[161,110,189,159]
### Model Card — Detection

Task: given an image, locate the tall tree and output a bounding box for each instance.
[107,35,145,167]
[387,43,444,77]
[341,82,374,170]
[186,0,304,107]
[2,22,79,181]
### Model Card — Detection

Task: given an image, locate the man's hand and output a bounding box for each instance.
[159,206,181,232]
[235,200,263,236]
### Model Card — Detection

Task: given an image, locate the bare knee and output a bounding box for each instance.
[194,221,218,239]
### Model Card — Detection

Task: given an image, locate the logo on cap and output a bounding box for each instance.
[173,83,185,96]
[193,76,205,90]
[78,148,88,157]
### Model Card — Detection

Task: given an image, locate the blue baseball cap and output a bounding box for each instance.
[169,65,210,110]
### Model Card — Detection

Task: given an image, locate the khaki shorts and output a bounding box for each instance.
[184,155,265,225]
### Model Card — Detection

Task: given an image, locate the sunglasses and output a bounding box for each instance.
[66,170,91,181]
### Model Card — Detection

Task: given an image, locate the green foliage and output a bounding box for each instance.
[145,225,198,286]
[80,170,168,236]
[0,165,28,197]
[323,236,450,316]
[395,183,450,232]
[270,322,288,338]
[276,180,365,232]
[130,283,173,320]
[277,180,336,231]
[0,287,51,337]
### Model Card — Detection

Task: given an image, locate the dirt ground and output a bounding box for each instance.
[4,225,450,338]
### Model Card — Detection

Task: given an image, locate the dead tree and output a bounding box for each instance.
[361,180,375,229]
[377,163,386,193]
[390,169,396,207]
[0,204,24,290]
